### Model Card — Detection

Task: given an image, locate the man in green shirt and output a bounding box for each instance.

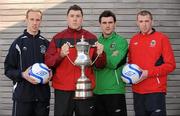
[94,10,128,116]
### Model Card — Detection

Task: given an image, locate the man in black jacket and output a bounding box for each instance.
[4,9,51,116]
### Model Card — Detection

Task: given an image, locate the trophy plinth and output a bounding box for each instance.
[74,70,93,99]
[74,36,93,99]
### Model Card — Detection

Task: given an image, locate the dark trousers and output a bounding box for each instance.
[133,92,166,116]
[54,89,95,116]
[94,94,127,116]
[12,100,50,116]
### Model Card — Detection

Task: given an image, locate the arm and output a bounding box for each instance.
[45,38,64,68]
[94,51,106,68]
[128,40,132,64]
[4,42,23,82]
[93,42,106,68]
[106,38,128,69]
[148,36,176,77]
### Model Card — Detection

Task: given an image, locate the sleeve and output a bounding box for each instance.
[89,34,106,68]
[94,51,106,68]
[4,42,24,82]
[45,37,64,68]
[148,36,176,77]
[106,38,128,69]
[128,39,133,64]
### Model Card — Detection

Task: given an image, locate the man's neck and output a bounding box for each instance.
[27,29,38,36]
[142,29,153,35]
[103,32,114,39]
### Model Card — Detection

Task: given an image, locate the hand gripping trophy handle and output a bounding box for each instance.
[66,35,99,66]
[67,35,99,99]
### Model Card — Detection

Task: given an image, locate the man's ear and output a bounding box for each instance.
[136,20,139,27]
[151,20,154,26]
[81,17,84,24]
[25,18,28,24]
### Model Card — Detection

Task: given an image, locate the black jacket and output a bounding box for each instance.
[4,29,50,102]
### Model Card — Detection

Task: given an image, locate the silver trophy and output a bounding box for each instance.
[67,35,99,99]
[66,35,99,99]
[74,36,93,99]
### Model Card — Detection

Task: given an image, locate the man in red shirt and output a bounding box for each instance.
[45,4,106,116]
[128,10,176,116]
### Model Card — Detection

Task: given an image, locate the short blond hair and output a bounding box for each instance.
[26,9,43,19]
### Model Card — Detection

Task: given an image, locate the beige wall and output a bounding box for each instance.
[0,0,180,115]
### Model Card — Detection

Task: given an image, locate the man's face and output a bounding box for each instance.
[67,10,83,30]
[26,11,42,35]
[100,17,115,38]
[137,14,153,34]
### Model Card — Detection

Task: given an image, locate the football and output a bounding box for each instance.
[29,63,50,84]
[121,64,142,84]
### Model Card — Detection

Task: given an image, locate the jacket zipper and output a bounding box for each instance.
[115,70,119,85]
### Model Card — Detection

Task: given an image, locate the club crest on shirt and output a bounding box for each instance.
[150,40,156,47]
[40,45,46,54]
[110,42,119,56]
[112,50,119,56]
[133,42,138,45]
[110,42,116,51]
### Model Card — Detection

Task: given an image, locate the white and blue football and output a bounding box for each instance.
[29,63,50,84]
[121,64,142,84]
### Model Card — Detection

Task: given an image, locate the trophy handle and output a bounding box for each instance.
[67,55,76,65]
[91,54,99,65]
[67,54,99,66]
[66,44,100,66]
[90,43,100,65]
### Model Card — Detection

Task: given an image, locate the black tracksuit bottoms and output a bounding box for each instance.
[133,92,166,116]
[12,100,50,116]
[54,89,95,116]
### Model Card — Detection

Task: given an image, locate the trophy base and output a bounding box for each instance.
[74,65,93,99]
[74,89,93,99]
[74,96,92,100]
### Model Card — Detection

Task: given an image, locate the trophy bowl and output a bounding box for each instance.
[74,38,91,66]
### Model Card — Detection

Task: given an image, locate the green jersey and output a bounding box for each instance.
[94,32,128,94]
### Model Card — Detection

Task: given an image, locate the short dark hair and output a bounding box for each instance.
[99,10,116,23]
[137,10,153,20]
[67,4,83,16]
